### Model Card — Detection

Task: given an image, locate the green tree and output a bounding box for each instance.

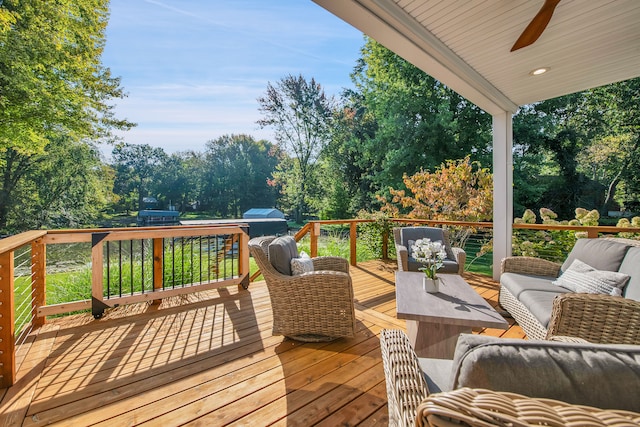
[320,91,379,217]
[257,74,334,222]
[512,93,593,218]
[583,78,640,212]
[1,137,113,232]
[201,135,280,218]
[151,151,204,213]
[346,39,492,201]
[111,143,168,212]
[0,0,133,231]
[513,77,640,217]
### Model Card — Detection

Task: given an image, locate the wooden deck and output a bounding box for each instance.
[0,260,524,426]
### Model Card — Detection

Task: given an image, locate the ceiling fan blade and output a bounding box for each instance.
[511,0,561,52]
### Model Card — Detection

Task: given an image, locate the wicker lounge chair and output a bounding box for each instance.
[393,226,466,275]
[248,235,356,342]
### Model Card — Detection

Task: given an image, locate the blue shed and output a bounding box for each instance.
[243,208,285,219]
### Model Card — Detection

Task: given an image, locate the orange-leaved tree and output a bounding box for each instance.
[380,156,493,222]
[379,156,493,257]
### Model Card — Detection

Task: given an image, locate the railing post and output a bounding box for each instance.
[382,230,389,260]
[238,227,250,290]
[31,239,46,328]
[152,238,163,303]
[91,233,108,319]
[587,228,599,239]
[0,250,16,387]
[350,221,357,266]
[310,222,320,258]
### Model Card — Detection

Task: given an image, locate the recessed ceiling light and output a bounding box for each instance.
[530,67,550,76]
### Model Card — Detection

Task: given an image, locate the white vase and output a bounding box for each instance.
[423,276,439,293]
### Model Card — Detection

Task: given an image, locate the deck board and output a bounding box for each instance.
[1,259,523,426]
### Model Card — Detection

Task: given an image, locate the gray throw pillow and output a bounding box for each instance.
[290,251,313,275]
[553,259,630,296]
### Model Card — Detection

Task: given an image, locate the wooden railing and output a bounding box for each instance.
[292,218,640,267]
[3,218,640,387]
[0,224,250,387]
[292,218,493,266]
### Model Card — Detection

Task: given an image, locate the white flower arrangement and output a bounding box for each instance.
[411,238,447,279]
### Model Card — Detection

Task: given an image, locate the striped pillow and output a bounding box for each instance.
[553,259,630,296]
[290,251,314,276]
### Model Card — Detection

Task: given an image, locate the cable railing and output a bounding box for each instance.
[2,218,640,388]
[13,246,35,348]
[101,235,238,300]
[290,218,640,276]
[0,225,250,387]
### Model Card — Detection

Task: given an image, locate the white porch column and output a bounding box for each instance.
[492,111,513,280]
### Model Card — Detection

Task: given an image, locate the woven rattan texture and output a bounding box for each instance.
[501,256,562,277]
[416,387,640,427]
[380,329,429,427]
[248,236,356,342]
[547,293,640,344]
[498,287,548,340]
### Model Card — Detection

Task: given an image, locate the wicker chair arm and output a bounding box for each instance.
[416,388,640,427]
[395,244,409,271]
[312,256,349,273]
[451,247,466,274]
[380,329,429,427]
[546,293,640,344]
[546,335,590,344]
[266,269,351,285]
[294,269,351,283]
[501,256,561,277]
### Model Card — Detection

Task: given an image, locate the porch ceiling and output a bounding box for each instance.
[313,0,640,115]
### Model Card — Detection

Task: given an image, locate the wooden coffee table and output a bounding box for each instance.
[395,272,508,359]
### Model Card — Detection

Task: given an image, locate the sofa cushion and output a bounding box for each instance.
[554,259,630,296]
[268,236,299,275]
[500,272,567,299]
[561,238,630,274]
[619,246,640,301]
[518,289,567,327]
[417,357,454,394]
[449,334,640,412]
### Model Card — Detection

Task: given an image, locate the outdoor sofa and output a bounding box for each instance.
[380,329,640,426]
[499,237,640,342]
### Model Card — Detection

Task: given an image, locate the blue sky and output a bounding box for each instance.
[102,0,365,154]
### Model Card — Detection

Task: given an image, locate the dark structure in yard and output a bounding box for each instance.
[137,210,180,226]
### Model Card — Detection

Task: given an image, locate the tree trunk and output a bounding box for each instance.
[601,169,623,216]
[0,192,9,231]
